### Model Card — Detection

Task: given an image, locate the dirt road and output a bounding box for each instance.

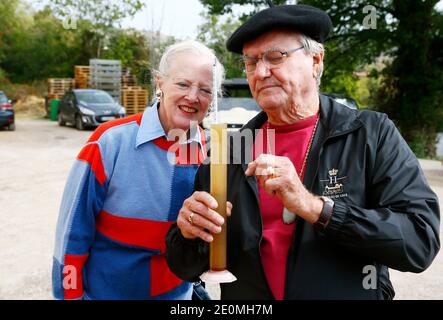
[0,118,442,299]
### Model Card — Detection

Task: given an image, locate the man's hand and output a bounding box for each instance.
[177,191,233,243]
[245,154,322,224]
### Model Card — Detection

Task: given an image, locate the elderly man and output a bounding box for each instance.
[165,4,440,299]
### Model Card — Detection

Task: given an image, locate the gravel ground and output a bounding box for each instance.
[0,118,442,300]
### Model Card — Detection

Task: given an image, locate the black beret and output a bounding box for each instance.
[226,4,333,54]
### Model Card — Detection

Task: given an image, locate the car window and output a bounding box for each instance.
[76,91,114,104]
[0,94,8,104]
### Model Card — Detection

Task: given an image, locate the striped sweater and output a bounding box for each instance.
[52,104,206,299]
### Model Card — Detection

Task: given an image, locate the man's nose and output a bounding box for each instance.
[254,59,271,79]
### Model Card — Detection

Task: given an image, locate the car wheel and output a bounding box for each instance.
[75,115,85,131]
[8,123,15,131]
[58,113,65,126]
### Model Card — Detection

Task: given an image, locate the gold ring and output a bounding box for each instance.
[188,212,194,225]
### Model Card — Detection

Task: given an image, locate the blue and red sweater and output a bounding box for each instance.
[52,104,206,300]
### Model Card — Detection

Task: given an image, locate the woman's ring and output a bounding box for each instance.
[188,212,194,225]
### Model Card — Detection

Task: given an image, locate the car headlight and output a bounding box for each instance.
[79,106,95,115]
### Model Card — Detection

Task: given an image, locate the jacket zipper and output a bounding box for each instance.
[284,127,360,298]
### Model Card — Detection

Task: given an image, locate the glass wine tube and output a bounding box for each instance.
[200,123,237,283]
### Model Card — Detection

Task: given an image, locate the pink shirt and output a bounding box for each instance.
[253,114,318,300]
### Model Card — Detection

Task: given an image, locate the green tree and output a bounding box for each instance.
[102,28,153,87]
[0,0,27,81]
[197,11,245,79]
[102,29,148,67]
[372,0,443,158]
[199,0,443,157]
[1,6,82,82]
[47,0,145,57]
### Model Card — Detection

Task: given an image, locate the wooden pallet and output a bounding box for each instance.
[121,87,148,115]
[122,75,137,87]
[122,86,143,91]
[48,78,74,95]
[75,66,90,89]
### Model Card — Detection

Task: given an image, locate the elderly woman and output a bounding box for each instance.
[166,4,439,300]
[52,40,224,300]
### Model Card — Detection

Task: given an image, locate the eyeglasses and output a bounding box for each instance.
[172,78,213,100]
[242,46,304,73]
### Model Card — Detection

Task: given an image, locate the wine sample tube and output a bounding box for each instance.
[210,123,228,271]
[200,123,236,283]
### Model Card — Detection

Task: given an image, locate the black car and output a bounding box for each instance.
[58,89,126,130]
[0,91,15,131]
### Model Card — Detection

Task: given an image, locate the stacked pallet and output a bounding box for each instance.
[121,67,136,87]
[45,78,74,115]
[121,86,148,115]
[89,59,122,102]
[47,78,75,101]
[122,74,137,87]
[75,66,90,89]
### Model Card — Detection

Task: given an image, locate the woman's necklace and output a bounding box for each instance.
[266,115,319,224]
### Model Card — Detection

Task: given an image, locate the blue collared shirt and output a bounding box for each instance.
[136,102,204,155]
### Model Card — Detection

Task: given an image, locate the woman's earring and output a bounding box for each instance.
[156,89,163,99]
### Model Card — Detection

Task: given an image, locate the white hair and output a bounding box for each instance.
[298,34,325,88]
[156,40,225,97]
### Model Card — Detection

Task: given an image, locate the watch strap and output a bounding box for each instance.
[314,196,334,230]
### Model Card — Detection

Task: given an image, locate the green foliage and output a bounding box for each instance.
[47,0,145,58]
[197,11,245,78]
[97,28,177,92]
[200,0,286,15]
[102,29,149,68]
[1,6,81,81]
[0,0,148,84]
[199,0,443,158]
[321,72,358,100]
[370,0,442,157]
[47,0,145,29]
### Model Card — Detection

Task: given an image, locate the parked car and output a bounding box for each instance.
[0,91,15,131]
[58,89,126,130]
[324,93,359,109]
[203,78,261,130]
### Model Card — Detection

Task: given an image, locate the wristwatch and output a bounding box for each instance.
[314,196,334,230]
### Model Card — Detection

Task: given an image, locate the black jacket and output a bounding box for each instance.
[166,94,440,300]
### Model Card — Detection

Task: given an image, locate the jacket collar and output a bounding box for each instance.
[318,94,362,138]
[236,94,363,190]
[240,94,363,139]
[135,101,204,150]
